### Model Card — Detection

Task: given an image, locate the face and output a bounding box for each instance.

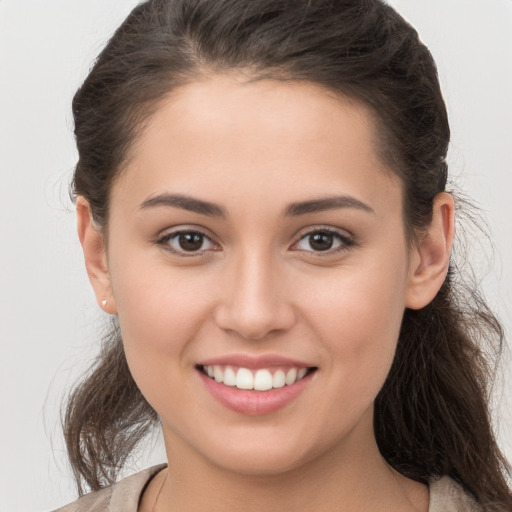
[98,76,420,475]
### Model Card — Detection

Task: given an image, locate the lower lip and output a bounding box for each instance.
[198,370,313,416]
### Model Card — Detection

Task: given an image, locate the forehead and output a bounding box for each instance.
[113,75,402,218]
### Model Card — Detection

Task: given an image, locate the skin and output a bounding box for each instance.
[78,75,454,511]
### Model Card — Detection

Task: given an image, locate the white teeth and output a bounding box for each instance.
[285,368,297,385]
[203,365,311,390]
[213,365,223,382]
[297,368,308,380]
[272,369,286,388]
[236,368,254,389]
[254,369,273,391]
[223,366,236,386]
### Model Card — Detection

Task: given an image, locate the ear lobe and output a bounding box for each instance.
[76,197,117,314]
[405,192,455,310]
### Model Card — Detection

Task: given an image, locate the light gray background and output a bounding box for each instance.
[1,1,511,510]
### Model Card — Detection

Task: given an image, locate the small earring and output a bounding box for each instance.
[101,299,108,308]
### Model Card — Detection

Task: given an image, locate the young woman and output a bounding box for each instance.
[56,0,511,510]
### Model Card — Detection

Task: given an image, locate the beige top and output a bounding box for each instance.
[54,464,481,512]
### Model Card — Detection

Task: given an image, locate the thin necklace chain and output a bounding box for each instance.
[150,464,423,511]
[152,470,168,512]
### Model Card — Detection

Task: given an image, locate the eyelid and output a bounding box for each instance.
[154,224,355,256]
[155,226,220,255]
[289,226,355,254]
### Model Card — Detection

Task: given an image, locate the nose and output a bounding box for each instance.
[213,252,296,340]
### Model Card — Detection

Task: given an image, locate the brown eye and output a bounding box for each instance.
[308,232,334,251]
[160,230,217,254]
[178,232,204,251]
[293,229,352,253]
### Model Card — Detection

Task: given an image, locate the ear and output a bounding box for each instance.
[405,192,455,310]
[76,197,117,314]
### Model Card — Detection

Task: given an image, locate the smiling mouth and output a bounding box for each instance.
[197,365,317,391]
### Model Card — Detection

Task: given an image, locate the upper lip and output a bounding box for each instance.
[197,353,315,369]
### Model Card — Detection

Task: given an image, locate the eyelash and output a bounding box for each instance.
[156,229,219,256]
[156,227,355,256]
[291,227,355,255]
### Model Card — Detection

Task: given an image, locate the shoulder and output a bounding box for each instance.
[53,464,167,512]
[54,467,481,512]
[429,476,482,512]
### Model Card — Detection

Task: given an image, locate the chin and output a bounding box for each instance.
[167,417,353,479]
[205,444,315,477]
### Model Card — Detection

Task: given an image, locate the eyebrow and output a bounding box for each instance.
[139,193,374,218]
[140,193,228,218]
[285,195,375,216]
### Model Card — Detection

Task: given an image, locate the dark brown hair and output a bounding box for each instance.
[64,0,511,508]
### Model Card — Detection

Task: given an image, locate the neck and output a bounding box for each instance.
[147,412,428,512]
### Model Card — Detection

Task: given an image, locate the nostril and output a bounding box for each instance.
[214,313,297,341]
[212,287,296,340]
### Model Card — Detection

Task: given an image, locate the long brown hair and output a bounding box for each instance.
[64,0,511,508]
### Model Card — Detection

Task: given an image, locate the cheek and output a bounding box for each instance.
[113,272,210,420]
[110,256,214,380]
[303,259,408,396]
